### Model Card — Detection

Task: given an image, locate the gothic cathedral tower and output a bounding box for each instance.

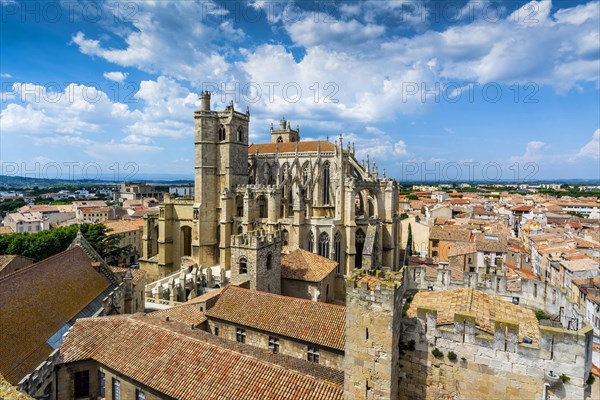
[193,92,250,266]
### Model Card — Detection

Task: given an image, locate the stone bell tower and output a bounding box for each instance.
[193,92,250,266]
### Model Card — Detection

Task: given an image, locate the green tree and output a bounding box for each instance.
[407,223,414,256]
[407,194,419,200]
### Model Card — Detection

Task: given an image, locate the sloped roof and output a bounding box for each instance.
[205,286,345,350]
[429,225,472,242]
[147,304,207,327]
[108,266,146,286]
[281,249,338,282]
[60,316,343,400]
[406,288,539,343]
[248,140,336,155]
[0,246,111,384]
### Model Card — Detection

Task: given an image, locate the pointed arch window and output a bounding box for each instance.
[307,231,314,252]
[218,124,226,141]
[319,232,330,258]
[322,162,330,205]
[334,232,342,272]
[355,229,365,269]
[237,126,244,142]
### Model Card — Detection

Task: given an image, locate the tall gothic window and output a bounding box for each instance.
[181,226,192,257]
[334,232,342,272]
[355,229,365,269]
[218,124,226,141]
[237,126,243,142]
[322,162,330,205]
[307,231,314,252]
[236,195,244,217]
[319,232,330,258]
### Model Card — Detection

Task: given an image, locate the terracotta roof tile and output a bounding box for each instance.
[147,304,207,327]
[108,266,146,286]
[206,286,345,350]
[249,140,336,155]
[60,316,343,400]
[281,249,338,282]
[0,247,111,384]
[406,288,539,344]
[429,226,472,242]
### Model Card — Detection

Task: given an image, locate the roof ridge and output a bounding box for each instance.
[0,246,84,282]
[223,286,346,309]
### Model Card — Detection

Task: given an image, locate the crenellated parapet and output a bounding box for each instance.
[231,229,281,248]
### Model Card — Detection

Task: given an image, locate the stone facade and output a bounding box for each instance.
[398,309,594,400]
[207,319,344,370]
[230,230,281,294]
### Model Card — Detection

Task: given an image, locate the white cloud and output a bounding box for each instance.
[574,129,600,159]
[103,71,128,83]
[71,1,234,84]
[0,72,12,78]
[509,140,547,163]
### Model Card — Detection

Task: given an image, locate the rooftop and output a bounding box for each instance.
[281,249,338,282]
[0,246,112,384]
[206,286,345,350]
[60,316,343,400]
[249,140,336,155]
[429,225,472,242]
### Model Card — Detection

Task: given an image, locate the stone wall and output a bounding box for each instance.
[344,270,405,400]
[207,319,344,369]
[404,266,585,330]
[397,308,594,400]
[230,230,281,294]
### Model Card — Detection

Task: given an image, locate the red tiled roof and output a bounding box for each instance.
[147,304,207,327]
[511,205,533,212]
[249,140,336,155]
[281,249,338,282]
[60,316,343,400]
[108,266,146,286]
[0,247,111,384]
[206,286,345,350]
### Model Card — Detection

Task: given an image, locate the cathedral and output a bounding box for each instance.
[139,91,402,298]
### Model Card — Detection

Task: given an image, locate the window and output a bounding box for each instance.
[74,370,89,398]
[282,229,289,246]
[308,231,314,252]
[215,327,219,336]
[136,389,145,400]
[218,124,226,141]
[322,162,330,204]
[307,346,320,363]
[334,232,342,273]
[319,232,330,258]
[112,378,121,400]
[237,126,244,142]
[239,257,248,274]
[236,328,246,343]
[99,371,105,397]
[266,253,273,270]
[268,336,280,353]
[355,229,365,269]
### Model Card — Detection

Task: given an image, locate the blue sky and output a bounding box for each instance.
[1,0,599,182]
